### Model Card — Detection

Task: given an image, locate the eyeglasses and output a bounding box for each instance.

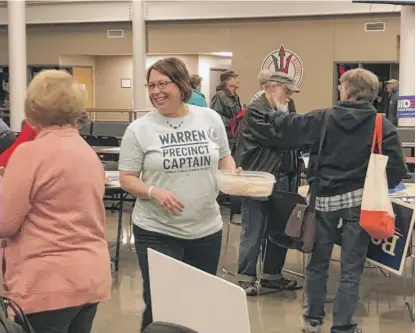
[145,81,172,91]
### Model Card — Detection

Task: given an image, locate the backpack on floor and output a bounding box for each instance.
[0,296,35,333]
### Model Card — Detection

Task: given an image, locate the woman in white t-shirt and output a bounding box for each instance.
[119,57,238,332]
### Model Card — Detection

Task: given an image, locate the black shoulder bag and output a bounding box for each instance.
[0,296,35,333]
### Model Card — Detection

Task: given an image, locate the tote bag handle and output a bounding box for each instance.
[371,113,383,154]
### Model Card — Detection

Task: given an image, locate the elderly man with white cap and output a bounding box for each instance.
[234,71,300,296]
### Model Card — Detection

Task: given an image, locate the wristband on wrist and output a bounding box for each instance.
[148,186,155,200]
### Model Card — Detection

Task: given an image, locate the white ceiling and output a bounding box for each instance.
[0,0,401,25]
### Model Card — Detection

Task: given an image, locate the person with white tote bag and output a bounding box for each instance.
[266,68,407,333]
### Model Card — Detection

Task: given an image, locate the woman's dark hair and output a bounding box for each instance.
[146,57,192,102]
[189,75,202,90]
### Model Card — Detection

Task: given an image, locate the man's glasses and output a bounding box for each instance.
[269,83,291,95]
[145,81,172,91]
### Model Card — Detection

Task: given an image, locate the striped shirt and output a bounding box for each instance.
[315,188,363,212]
[251,90,265,103]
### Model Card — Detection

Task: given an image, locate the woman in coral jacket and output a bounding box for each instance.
[0,122,38,167]
[0,70,111,333]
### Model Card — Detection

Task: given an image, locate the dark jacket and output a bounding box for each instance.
[386,88,399,126]
[235,94,284,176]
[211,86,242,150]
[268,100,407,197]
[0,118,15,154]
[279,99,298,176]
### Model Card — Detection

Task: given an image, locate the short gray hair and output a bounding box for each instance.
[340,68,379,102]
[257,69,271,86]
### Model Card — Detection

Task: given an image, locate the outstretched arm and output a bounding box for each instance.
[267,109,324,149]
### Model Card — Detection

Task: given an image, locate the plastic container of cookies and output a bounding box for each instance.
[217,170,276,197]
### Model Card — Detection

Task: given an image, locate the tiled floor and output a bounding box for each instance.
[93,206,415,333]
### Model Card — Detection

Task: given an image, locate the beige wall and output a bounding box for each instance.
[147,15,400,113]
[0,14,401,115]
[95,55,133,110]
[0,23,133,65]
[92,53,231,110]
[93,54,200,110]
[59,55,96,67]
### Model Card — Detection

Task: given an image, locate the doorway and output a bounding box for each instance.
[73,67,94,109]
[333,62,400,105]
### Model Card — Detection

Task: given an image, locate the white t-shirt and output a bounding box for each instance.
[118,104,231,239]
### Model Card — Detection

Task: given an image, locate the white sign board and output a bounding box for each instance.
[148,249,251,333]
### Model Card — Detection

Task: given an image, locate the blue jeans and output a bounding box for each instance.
[305,207,370,333]
[237,176,290,281]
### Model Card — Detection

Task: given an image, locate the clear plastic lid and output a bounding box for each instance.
[217,170,276,183]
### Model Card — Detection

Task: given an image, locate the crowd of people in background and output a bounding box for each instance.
[0,57,408,333]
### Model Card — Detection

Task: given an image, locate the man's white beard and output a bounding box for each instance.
[274,99,289,112]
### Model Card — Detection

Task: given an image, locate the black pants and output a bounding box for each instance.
[134,225,222,332]
[25,303,98,333]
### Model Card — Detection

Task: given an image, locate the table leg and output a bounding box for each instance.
[115,192,125,272]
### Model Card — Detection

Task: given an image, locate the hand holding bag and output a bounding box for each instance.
[284,110,330,253]
[359,113,395,239]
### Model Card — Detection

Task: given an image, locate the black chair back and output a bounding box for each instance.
[267,191,306,248]
[79,121,93,136]
[92,121,129,137]
[96,136,119,147]
[143,322,198,333]
[81,135,101,146]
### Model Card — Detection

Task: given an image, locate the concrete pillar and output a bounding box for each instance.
[398,5,415,127]
[132,0,147,113]
[8,0,27,132]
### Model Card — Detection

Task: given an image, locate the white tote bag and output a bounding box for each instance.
[360,114,395,239]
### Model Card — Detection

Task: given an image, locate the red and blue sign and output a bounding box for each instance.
[397,95,415,118]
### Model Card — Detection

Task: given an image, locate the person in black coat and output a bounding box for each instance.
[234,72,301,296]
[266,68,406,333]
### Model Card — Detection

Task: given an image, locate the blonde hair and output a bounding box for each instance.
[340,68,379,102]
[25,69,86,128]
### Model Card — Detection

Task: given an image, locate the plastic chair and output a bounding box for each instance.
[82,135,101,146]
[102,161,118,171]
[92,121,129,137]
[143,322,197,333]
[79,121,92,135]
[96,136,119,147]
